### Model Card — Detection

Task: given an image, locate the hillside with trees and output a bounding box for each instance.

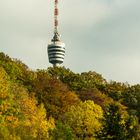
[0,52,140,140]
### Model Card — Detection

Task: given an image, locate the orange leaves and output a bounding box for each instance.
[5,116,19,126]
[60,91,80,112]
[20,97,37,117]
[0,92,9,99]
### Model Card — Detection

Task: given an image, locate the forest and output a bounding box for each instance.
[0,52,140,140]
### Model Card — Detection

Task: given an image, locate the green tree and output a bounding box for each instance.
[47,67,106,91]
[98,103,139,140]
[122,85,140,119]
[104,81,128,101]
[52,120,72,140]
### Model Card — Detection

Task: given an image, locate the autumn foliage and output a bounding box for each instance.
[0,52,140,140]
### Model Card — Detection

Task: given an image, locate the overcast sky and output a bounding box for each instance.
[0,0,140,84]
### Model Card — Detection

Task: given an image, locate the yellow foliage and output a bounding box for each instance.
[0,67,10,94]
[64,100,103,139]
[18,93,55,139]
[0,67,55,139]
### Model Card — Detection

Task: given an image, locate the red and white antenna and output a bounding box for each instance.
[54,0,59,34]
[52,0,60,42]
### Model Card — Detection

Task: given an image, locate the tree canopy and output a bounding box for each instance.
[0,52,140,139]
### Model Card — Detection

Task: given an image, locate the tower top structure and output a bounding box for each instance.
[47,0,65,67]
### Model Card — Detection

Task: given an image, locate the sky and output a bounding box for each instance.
[0,0,140,84]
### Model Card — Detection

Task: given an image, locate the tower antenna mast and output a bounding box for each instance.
[52,0,60,41]
[48,0,65,67]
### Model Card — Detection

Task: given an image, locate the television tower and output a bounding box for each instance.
[48,0,65,67]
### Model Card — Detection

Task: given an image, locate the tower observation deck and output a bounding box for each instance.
[48,0,65,67]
